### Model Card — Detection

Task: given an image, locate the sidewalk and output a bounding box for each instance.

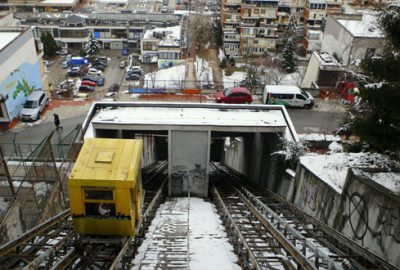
[12,99,93,132]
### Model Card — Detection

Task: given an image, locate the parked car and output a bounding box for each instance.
[19,91,49,121]
[67,67,81,77]
[61,61,69,68]
[87,68,103,77]
[96,76,105,86]
[108,83,120,92]
[161,5,168,13]
[56,49,69,55]
[126,73,140,81]
[92,63,106,71]
[79,85,95,92]
[127,66,143,75]
[81,80,97,87]
[215,87,252,104]
[120,60,127,68]
[95,56,109,66]
[59,79,75,89]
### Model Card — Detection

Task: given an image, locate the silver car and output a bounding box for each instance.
[19,91,49,121]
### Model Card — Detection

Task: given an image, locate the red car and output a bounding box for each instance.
[81,80,97,87]
[215,87,252,104]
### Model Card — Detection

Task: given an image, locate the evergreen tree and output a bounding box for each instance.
[40,32,59,57]
[346,4,400,152]
[84,33,101,57]
[280,15,297,73]
[281,37,296,73]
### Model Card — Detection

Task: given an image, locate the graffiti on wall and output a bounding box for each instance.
[1,61,42,120]
[171,163,206,195]
[343,191,400,252]
[300,176,319,211]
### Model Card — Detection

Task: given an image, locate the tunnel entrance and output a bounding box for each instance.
[83,103,297,197]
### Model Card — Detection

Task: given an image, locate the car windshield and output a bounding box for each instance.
[24,100,38,108]
[223,88,231,96]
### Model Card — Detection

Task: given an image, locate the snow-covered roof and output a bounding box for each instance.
[0,32,19,51]
[83,103,298,142]
[40,0,77,4]
[337,13,384,38]
[316,52,341,67]
[300,152,396,193]
[143,25,181,40]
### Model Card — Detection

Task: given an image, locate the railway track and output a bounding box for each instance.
[0,161,168,270]
[211,162,399,270]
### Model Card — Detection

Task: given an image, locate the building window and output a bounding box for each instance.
[365,48,375,59]
[260,9,265,14]
[254,9,259,14]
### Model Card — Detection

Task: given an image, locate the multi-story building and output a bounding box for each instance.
[221,0,280,57]
[15,12,182,52]
[0,26,45,129]
[302,0,343,56]
[0,0,79,13]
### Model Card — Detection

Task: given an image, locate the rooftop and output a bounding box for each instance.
[83,102,298,141]
[337,12,384,38]
[0,32,20,52]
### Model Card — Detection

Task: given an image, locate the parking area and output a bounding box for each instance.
[46,50,158,101]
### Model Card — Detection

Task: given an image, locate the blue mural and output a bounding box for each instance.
[0,61,43,121]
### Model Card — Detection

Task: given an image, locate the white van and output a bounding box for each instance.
[263,85,314,108]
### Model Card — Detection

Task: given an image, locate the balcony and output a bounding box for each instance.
[223,0,242,6]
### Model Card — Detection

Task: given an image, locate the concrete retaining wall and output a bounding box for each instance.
[285,165,400,267]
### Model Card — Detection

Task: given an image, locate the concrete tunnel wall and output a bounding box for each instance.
[221,133,282,188]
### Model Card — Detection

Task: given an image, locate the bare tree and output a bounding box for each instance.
[149,71,157,89]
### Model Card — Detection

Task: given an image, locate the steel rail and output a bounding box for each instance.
[215,164,344,269]
[263,187,400,270]
[212,181,317,270]
[217,163,400,270]
[0,209,71,257]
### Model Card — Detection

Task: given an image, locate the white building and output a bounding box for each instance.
[321,12,384,66]
[140,25,184,68]
[0,27,45,129]
[301,12,384,89]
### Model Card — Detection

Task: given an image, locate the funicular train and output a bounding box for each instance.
[68,138,144,236]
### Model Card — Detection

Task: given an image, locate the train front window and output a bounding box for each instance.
[85,202,116,217]
[84,189,113,200]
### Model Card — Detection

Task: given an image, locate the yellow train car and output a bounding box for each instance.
[68,138,143,236]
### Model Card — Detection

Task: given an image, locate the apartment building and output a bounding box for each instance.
[0,0,79,13]
[221,0,280,57]
[302,0,342,56]
[15,12,182,52]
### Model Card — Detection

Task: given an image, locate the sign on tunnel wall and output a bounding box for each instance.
[169,130,210,198]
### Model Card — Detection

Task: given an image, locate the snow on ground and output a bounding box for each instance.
[354,169,400,192]
[144,64,185,89]
[223,70,245,88]
[0,197,9,215]
[189,198,241,270]
[132,197,240,270]
[195,57,213,84]
[300,152,397,193]
[222,66,305,89]
[218,49,225,62]
[298,133,341,142]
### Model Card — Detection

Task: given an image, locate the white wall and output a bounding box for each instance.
[301,52,320,88]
